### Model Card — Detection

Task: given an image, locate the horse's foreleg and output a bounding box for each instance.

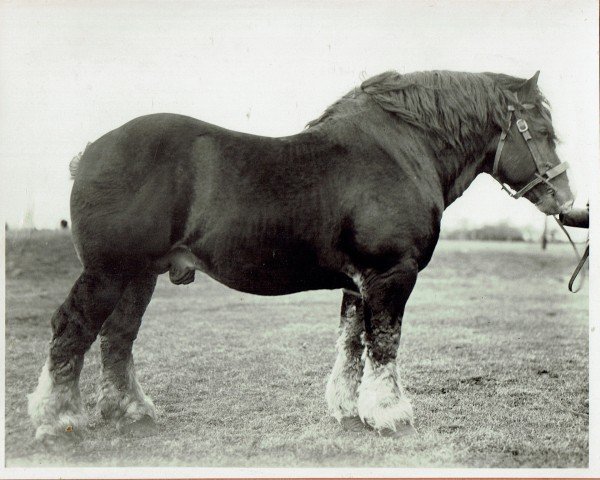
[28,270,128,444]
[356,260,417,436]
[326,291,365,425]
[97,273,157,433]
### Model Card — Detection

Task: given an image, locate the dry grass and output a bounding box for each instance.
[4,230,588,467]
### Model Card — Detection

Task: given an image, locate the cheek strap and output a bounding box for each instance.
[492,107,513,178]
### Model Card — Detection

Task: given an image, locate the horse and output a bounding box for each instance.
[28,69,574,444]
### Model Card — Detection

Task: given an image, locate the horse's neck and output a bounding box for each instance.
[361,105,495,208]
[310,100,495,208]
[434,148,489,207]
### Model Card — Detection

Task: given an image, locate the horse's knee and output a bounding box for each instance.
[358,261,417,352]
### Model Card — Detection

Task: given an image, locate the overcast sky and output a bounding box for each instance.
[1,0,597,234]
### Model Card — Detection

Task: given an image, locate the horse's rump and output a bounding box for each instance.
[70,114,212,268]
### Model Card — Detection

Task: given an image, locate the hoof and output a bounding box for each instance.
[117,414,157,437]
[340,416,370,432]
[378,422,417,438]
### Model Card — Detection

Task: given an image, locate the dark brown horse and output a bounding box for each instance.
[28,70,574,443]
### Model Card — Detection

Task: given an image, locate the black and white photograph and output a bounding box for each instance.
[1,0,597,476]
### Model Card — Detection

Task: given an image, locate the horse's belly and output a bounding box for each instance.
[206,266,348,295]
[194,244,350,296]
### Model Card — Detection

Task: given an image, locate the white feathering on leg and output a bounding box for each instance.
[97,356,156,427]
[27,359,88,440]
[326,333,362,421]
[357,353,413,431]
[27,360,54,426]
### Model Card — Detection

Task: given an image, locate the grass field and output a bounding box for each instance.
[4,230,589,468]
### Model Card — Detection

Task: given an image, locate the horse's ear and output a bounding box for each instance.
[516,71,540,102]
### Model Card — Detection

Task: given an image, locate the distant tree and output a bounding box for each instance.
[443,221,525,242]
[60,219,69,229]
[541,216,548,250]
[471,222,524,241]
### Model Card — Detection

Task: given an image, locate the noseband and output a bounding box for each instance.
[492,105,569,199]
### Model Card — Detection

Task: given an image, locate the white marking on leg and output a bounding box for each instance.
[98,356,156,426]
[28,360,53,426]
[27,359,88,440]
[357,352,413,431]
[122,358,156,421]
[326,326,363,421]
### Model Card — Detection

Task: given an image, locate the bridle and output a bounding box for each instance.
[492,105,569,199]
[493,105,588,294]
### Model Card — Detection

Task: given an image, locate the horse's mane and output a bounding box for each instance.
[308,70,554,154]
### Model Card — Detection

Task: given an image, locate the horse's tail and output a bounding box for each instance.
[69,142,91,179]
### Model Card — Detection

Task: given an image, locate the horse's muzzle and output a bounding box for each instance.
[559,199,574,215]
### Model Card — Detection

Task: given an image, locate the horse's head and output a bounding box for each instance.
[491,72,574,215]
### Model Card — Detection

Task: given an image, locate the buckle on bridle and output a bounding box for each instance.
[516,118,528,133]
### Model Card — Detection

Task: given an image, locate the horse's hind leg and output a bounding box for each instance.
[325,291,365,428]
[28,270,128,445]
[97,272,158,433]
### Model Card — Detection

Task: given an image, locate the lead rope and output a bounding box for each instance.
[553,216,589,293]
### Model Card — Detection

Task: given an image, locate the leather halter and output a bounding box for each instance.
[492,105,569,199]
